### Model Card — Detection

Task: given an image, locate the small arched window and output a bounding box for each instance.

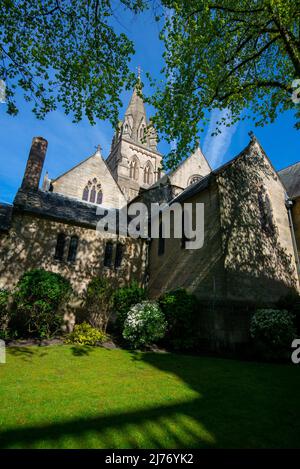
[97,191,103,204]
[82,186,89,201]
[144,162,153,185]
[188,175,202,186]
[54,233,66,261]
[90,186,96,203]
[104,241,113,268]
[67,236,79,263]
[129,159,138,180]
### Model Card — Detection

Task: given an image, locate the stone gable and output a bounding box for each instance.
[50,150,126,209]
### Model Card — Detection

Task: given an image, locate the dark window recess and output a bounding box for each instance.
[181,212,187,249]
[258,191,275,236]
[82,186,89,201]
[104,241,113,267]
[54,233,66,261]
[158,221,165,256]
[114,243,123,268]
[67,236,79,263]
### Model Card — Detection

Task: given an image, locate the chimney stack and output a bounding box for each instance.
[21,137,48,191]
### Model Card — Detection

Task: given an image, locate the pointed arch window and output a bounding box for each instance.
[82,186,89,201]
[129,158,139,180]
[82,178,103,205]
[97,190,103,204]
[144,162,153,185]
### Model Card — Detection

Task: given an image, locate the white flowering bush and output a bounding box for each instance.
[250,309,296,359]
[123,301,167,349]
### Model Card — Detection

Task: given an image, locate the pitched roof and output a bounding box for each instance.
[278,162,300,200]
[171,138,255,204]
[13,189,110,229]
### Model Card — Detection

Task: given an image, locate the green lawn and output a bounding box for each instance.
[0,345,299,448]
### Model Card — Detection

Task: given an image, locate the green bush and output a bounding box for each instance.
[113,281,146,334]
[11,269,72,339]
[159,288,199,350]
[277,292,300,335]
[85,277,114,332]
[65,322,106,346]
[250,308,296,360]
[0,289,10,340]
[123,301,166,349]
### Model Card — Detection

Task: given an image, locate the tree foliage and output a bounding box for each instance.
[149,0,300,167]
[0,0,145,124]
[1,1,300,169]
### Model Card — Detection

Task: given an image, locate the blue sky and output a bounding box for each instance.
[0,6,299,204]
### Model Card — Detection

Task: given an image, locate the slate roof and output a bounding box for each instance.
[278,162,300,200]
[0,203,13,231]
[13,189,115,229]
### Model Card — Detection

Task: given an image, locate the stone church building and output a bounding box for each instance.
[1,87,300,348]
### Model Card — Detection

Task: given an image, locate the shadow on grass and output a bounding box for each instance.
[0,399,214,449]
[70,345,96,357]
[1,351,300,448]
[7,346,48,360]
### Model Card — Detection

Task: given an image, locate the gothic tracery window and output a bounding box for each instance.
[82,178,103,204]
[144,162,153,185]
[129,158,138,180]
[188,174,202,186]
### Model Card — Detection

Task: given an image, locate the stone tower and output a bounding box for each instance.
[106,86,163,201]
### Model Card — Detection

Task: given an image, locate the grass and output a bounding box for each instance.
[0,345,299,448]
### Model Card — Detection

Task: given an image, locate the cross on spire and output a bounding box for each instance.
[95,144,102,154]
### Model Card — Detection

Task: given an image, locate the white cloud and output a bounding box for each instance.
[203,108,238,168]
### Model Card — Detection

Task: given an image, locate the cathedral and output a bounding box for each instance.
[1,86,300,349]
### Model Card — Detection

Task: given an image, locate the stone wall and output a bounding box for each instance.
[148,181,225,299]
[217,140,299,302]
[0,212,147,294]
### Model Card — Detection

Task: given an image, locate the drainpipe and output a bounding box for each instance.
[285,196,300,283]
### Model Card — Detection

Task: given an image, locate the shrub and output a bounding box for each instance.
[65,322,106,346]
[123,301,166,349]
[11,269,72,339]
[250,308,296,360]
[113,281,146,334]
[85,277,114,332]
[159,288,199,350]
[0,289,10,340]
[277,291,300,335]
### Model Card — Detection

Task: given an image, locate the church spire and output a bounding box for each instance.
[123,85,147,141]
